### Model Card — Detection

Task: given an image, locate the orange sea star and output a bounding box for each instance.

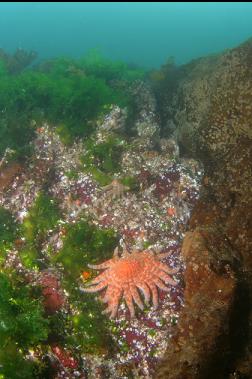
[82,247,178,318]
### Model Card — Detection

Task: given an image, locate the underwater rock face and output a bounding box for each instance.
[156,39,252,378]
[130,80,161,150]
[162,39,252,161]
[156,229,236,379]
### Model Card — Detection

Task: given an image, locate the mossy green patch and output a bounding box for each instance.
[83,136,125,176]
[0,207,18,244]
[121,176,139,191]
[66,298,113,354]
[86,166,112,186]
[0,272,48,379]
[51,219,118,354]
[48,298,113,355]
[0,344,42,379]
[64,169,79,181]
[53,219,118,282]
[0,59,7,77]
[0,207,19,262]
[20,193,61,269]
[0,52,145,157]
[80,49,146,83]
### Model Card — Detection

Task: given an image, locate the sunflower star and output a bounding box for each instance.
[81,247,178,318]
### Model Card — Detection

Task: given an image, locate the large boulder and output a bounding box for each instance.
[155,38,252,378]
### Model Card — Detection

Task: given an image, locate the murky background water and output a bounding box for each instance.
[1,2,252,67]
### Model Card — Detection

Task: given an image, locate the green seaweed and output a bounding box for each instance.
[0,52,145,157]
[0,207,19,262]
[120,176,139,191]
[0,207,18,245]
[0,345,41,379]
[66,296,114,354]
[0,51,148,373]
[64,169,79,181]
[83,136,124,175]
[86,166,112,186]
[48,302,113,355]
[0,272,48,379]
[20,193,61,269]
[0,60,7,77]
[51,220,118,354]
[54,219,118,281]
[80,49,146,83]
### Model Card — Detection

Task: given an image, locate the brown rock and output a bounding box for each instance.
[0,162,23,192]
[156,37,252,379]
[156,229,236,379]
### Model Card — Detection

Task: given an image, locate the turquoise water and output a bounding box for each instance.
[0,2,252,67]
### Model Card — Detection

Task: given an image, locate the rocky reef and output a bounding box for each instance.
[0,51,203,379]
[0,39,251,379]
[155,38,252,379]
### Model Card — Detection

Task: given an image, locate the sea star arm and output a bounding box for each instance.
[130,286,144,310]
[80,281,108,293]
[136,283,151,304]
[124,291,135,318]
[148,283,159,309]
[157,251,173,259]
[101,286,120,303]
[88,259,114,270]
[157,262,179,275]
[102,287,122,318]
[153,277,170,292]
[157,270,178,286]
[87,271,108,286]
[102,300,119,318]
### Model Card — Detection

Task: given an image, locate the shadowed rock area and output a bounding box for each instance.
[155,38,252,379]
